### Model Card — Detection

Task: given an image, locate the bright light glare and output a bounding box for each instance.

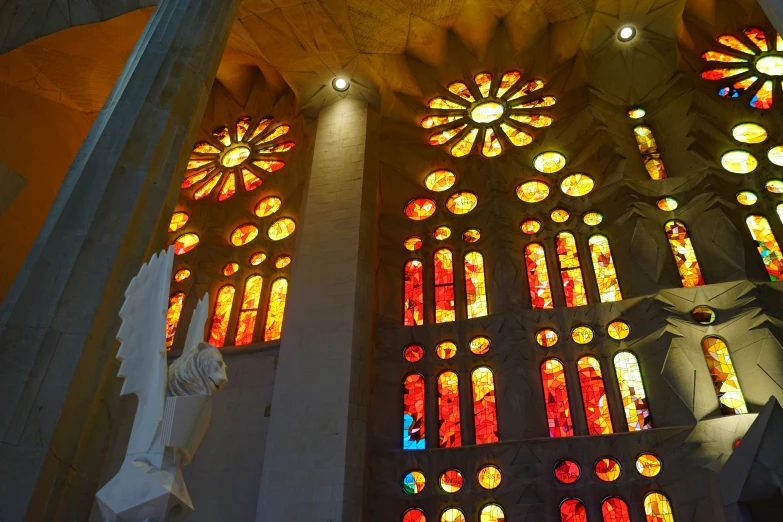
[619,26,635,41]
[333,77,348,90]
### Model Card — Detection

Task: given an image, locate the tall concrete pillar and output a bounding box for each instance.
[256,97,379,521]
[0,0,237,519]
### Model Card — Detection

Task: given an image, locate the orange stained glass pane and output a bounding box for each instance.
[424,169,456,191]
[404,260,424,326]
[441,508,465,522]
[187,158,213,170]
[556,232,588,307]
[257,125,290,144]
[702,337,748,414]
[560,174,595,196]
[235,116,251,141]
[719,75,759,99]
[440,469,463,493]
[482,128,502,157]
[173,269,191,282]
[472,366,499,444]
[438,371,462,447]
[589,234,623,303]
[165,292,185,348]
[213,126,231,146]
[194,171,223,199]
[571,325,594,344]
[644,492,675,522]
[536,328,558,347]
[193,141,221,154]
[255,196,282,217]
[257,141,296,154]
[657,197,678,211]
[404,344,424,362]
[263,278,288,341]
[450,128,479,157]
[436,341,457,360]
[252,160,285,172]
[602,497,631,522]
[248,117,273,141]
[700,67,750,80]
[664,220,705,287]
[517,180,550,203]
[521,220,542,235]
[240,167,263,191]
[173,233,199,255]
[701,50,748,62]
[168,212,189,232]
[218,171,236,201]
[614,351,653,430]
[500,123,532,146]
[430,124,467,145]
[474,72,492,97]
[446,192,478,214]
[405,198,437,220]
[479,504,504,522]
[750,79,774,109]
[477,465,502,489]
[717,34,755,54]
[516,95,556,108]
[429,97,466,110]
[509,114,553,127]
[223,262,239,276]
[496,71,521,97]
[182,166,215,189]
[462,229,481,243]
[579,356,613,435]
[746,215,783,280]
[275,255,291,268]
[405,236,423,251]
[732,122,767,143]
[403,508,426,522]
[525,243,553,309]
[421,115,464,128]
[551,209,570,223]
[542,358,573,437]
[583,211,603,226]
[469,335,491,355]
[636,453,662,477]
[534,151,566,173]
[633,125,668,180]
[403,373,426,449]
[268,218,296,240]
[434,249,456,323]
[595,458,621,482]
[560,499,587,522]
[464,251,488,319]
[448,81,476,101]
[403,470,426,494]
[250,252,266,265]
[554,459,580,484]
[745,27,768,51]
[208,285,235,347]
[235,275,263,345]
[507,79,544,100]
[231,224,259,246]
[607,320,630,340]
[434,226,451,240]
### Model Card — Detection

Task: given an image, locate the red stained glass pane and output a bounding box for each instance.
[404,373,426,449]
[464,252,488,319]
[472,366,499,444]
[700,67,749,80]
[560,498,587,522]
[577,356,613,435]
[194,171,223,199]
[234,275,263,346]
[218,172,236,201]
[664,220,704,287]
[241,167,263,191]
[231,224,259,246]
[403,508,426,522]
[750,80,774,109]
[438,371,462,447]
[434,249,455,323]
[404,345,424,362]
[173,233,199,255]
[525,243,553,309]
[165,293,185,349]
[744,27,768,51]
[263,278,288,341]
[554,459,580,484]
[405,198,437,220]
[556,232,588,307]
[182,166,215,189]
[404,260,424,326]
[541,358,573,437]
[595,458,621,481]
[208,285,235,347]
[602,497,631,522]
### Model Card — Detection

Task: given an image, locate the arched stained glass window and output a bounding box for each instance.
[525,243,554,309]
[403,373,425,449]
[577,356,613,435]
[644,492,676,522]
[560,498,588,522]
[465,252,488,318]
[541,358,573,437]
[588,234,623,302]
[633,125,668,180]
[745,215,783,280]
[602,497,631,522]
[664,220,705,287]
[438,371,462,447]
[702,337,748,415]
[165,292,186,349]
[404,260,424,326]
[208,285,235,347]
[263,278,288,341]
[613,351,653,431]
[556,232,588,307]
[472,366,499,444]
[434,249,456,323]
[234,275,263,345]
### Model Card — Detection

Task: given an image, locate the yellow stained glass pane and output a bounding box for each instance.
[434,226,451,240]
[469,336,491,355]
[607,320,630,340]
[477,465,502,489]
[560,173,594,196]
[745,27,769,51]
[187,158,213,170]
[223,262,239,276]
[516,180,550,202]
[425,170,456,191]
[250,252,266,265]
[165,292,185,348]
[441,508,465,522]
[430,124,467,145]
[255,196,282,217]
[240,167,263,192]
[462,228,481,243]
[264,278,288,341]
[168,212,189,232]
[550,209,570,223]
[732,122,767,143]
[182,166,215,189]
[465,251,488,318]
[404,236,423,251]
[275,255,291,268]
[536,328,558,347]
[721,150,758,173]
[448,81,475,102]
[657,197,679,211]
[589,234,623,302]
[257,125,290,144]
[765,179,783,193]
[471,101,504,123]
[217,171,236,201]
[446,192,477,214]
[173,269,191,282]
[636,453,662,477]
[429,97,467,110]
[583,212,603,226]
[614,351,653,430]
[435,341,457,360]
[252,160,285,172]
[644,492,675,522]
[231,224,259,246]
[500,123,532,146]
[534,151,566,173]
[257,141,296,154]
[213,126,231,146]
[736,190,758,205]
[193,141,221,154]
[479,504,504,522]
[450,128,479,157]
[768,145,783,166]
[521,219,541,234]
[173,233,199,255]
[756,55,783,75]
[628,107,646,118]
[421,115,463,128]
[496,71,521,97]
[702,336,748,415]
[236,116,251,141]
[515,96,556,108]
[268,218,296,240]
[509,114,553,127]
[248,118,273,141]
[701,50,748,62]
[482,127,502,157]
[746,214,783,281]
[208,285,235,347]
[474,72,492,97]
[507,79,544,100]
[571,325,594,344]
[665,220,705,287]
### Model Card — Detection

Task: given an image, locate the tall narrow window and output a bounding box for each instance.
[556,232,588,307]
[577,356,613,435]
[644,492,675,522]
[465,252,488,318]
[235,275,263,345]
[263,278,288,341]
[404,260,424,326]
[434,249,456,323]
[746,215,783,280]
[560,498,588,522]
[403,373,425,449]
[525,243,554,309]
[613,351,653,431]
[702,337,748,415]
[541,358,573,437]
[438,371,462,447]
[208,285,235,347]
[664,220,705,287]
[588,234,623,302]
[472,366,499,444]
[165,292,186,349]
[633,125,668,180]
[602,497,631,522]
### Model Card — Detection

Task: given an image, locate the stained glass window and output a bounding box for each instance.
[168,212,189,232]
[250,252,266,265]
[404,345,424,362]
[263,278,288,341]
[446,192,478,214]
[736,191,757,205]
[435,341,457,360]
[577,356,613,435]
[231,224,259,246]
[469,335,491,355]
[525,243,554,309]
[551,209,570,223]
[536,328,559,347]
[173,233,199,255]
[268,218,295,240]
[434,249,456,323]
[274,255,291,269]
[174,269,191,282]
[472,366,499,444]
[223,262,239,276]
[721,150,758,173]
[613,351,653,431]
[657,197,678,211]
[560,498,588,522]
[636,453,662,477]
[479,504,504,522]
[692,306,716,324]
[425,170,456,191]
[255,196,282,217]
[465,252,489,319]
[404,260,424,326]
[589,234,623,302]
[403,373,425,449]
[438,371,462,448]
[234,275,263,345]
[462,229,481,243]
[766,179,783,193]
[165,292,185,349]
[746,215,783,280]
[602,497,631,522]
[208,285,235,347]
[541,358,573,437]
[732,122,767,143]
[440,469,463,493]
[770,146,783,166]
[560,174,595,197]
[554,459,580,483]
[583,212,603,226]
[595,458,621,481]
[628,107,646,118]
[571,326,594,344]
[534,151,566,173]
[441,508,465,522]
[702,337,748,415]
[403,508,426,522]
[405,236,423,251]
[664,220,705,287]
[633,125,668,180]
[517,180,550,202]
[434,226,452,240]
[477,465,502,489]
[521,219,542,234]
[556,232,588,307]
[607,320,630,340]
[403,470,426,494]
[644,492,675,522]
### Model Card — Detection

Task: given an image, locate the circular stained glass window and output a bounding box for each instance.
[469,335,491,355]
[403,471,426,494]
[736,190,758,205]
[169,211,189,232]
[425,169,456,192]
[571,326,594,345]
[756,55,783,75]
[479,504,505,522]
[405,236,423,251]
[607,320,630,340]
[223,262,239,276]
[595,458,621,482]
[550,209,570,223]
[440,508,465,522]
[471,101,505,123]
[230,224,260,246]
[721,150,758,173]
[436,341,457,360]
[635,453,662,477]
[554,459,580,484]
[765,179,783,193]
[404,345,424,362]
[732,122,768,143]
[536,328,559,347]
[692,305,716,324]
[275,255,291,268]
[769,145,783,166]
[534,151,567,173]
[174,269,191,282]
[516,181,550,203]
[439,469,463,493]
[434,226,451,240]
[560,174,595,197]
[477,465,502,489]
[463,228,481,243]
[521,219,541,234]
[403,508,426,522]
[268,218,295,240]
[657,197,679,211]
[174,233,200,255]
[446,192,478,214]
[255,196,282,217]
[583,212,603,226]
[405,198,437,220]
[628,107,646,119]
[249,252,266,265]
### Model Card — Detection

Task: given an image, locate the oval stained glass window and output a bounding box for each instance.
[434,226,451,240]
[174,269,191,282]
[521,219,542,234]
[255,196,282,217]
[636,453,662,477]
[446,192,478,214]
[405,236,423,251]
[479,504,504,522]
[628,107,646,119]
[223,262,239,276]
[471,101,504,123]
[435,341,457,360]
[536,328,559,347]
[516,180,550,203]
[607,320,630,340]
[174,233,199,254]
[425,169,456,192]
[250,252,266,265]
[721,150,758,173]
[403,471,426,494]
[462,229,481,243]
[692,305,716,324]
[766,179,783,193]
[554,459,580,484]
[469,335,491,355]
[275,255,291,268]
[732,122,768,143]
[268,218,296,240]
[477,465,502,489]
[403,508,426,522]
[533,151,567,173]
[583,212,603,226]
[769,145,783,166]
[439,469,463,493]
[230,225,258,246]
[406,198,437,220]
[571,326,594,344]
[736,190,758,205]
[441,508,465,522]
[404,345,424,362]
[560,174,595,197]
[657,197,679,211]
[550,209,570,223]
[595,458,621,482]
[169,212,189,232]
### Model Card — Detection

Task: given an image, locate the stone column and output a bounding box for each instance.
[256,97,379,521]
[0,0,237,519]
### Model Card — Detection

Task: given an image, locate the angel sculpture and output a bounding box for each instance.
[96,247,228,522]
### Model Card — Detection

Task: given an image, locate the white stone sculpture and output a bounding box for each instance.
[96,247,228,522]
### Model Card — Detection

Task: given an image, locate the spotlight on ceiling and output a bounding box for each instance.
[618,25,636,42]
[332,77,349,92]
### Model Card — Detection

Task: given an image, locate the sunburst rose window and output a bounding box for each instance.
[701,27,783,110]
[422,71,555,158]
[181,116,296,201]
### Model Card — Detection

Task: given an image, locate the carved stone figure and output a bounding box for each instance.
[95,247,228,522]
